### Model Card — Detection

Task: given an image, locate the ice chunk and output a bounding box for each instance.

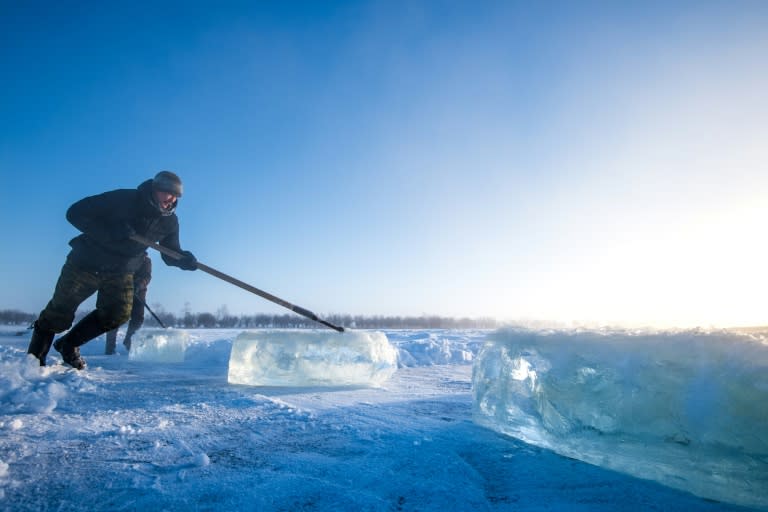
[472,328,768,510]
[228,330,397,387]
[128,329,189,363]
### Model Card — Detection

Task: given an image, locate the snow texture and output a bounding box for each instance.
[473,327,768,510]
[0,326,761,511]
[227,330,397,387]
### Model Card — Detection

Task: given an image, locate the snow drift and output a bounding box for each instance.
[472,327,768,510]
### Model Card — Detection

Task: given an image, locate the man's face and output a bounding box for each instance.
[153,189,177,211]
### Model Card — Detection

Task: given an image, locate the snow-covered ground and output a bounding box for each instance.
[0,327,761,511]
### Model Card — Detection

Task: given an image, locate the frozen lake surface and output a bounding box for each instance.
[0,327,761,511]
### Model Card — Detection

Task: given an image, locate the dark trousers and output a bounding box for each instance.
[36,260,134,334]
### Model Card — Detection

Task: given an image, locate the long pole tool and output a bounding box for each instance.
[134,293,167,328]
[130,234,344,332]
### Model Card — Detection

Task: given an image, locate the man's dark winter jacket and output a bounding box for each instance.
[66,179,187,273]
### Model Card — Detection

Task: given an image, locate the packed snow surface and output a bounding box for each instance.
[0,326,761,511]
[228,330,397,387]
[473,327,768,510]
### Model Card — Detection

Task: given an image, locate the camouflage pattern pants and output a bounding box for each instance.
[36,260,134,333]
[105,256,151,351]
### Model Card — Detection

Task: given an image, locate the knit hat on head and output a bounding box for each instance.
[153,171,183,198]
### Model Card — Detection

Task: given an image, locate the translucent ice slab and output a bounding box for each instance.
[228,330,397,387]
[128,329,189,363]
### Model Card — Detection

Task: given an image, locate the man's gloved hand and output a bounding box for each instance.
[110,221,136,242]
[177,250,198,271]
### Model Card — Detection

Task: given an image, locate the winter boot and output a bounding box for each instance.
[105,329,117,355]
[53,337,85,369]
[27,321,55,366]
[53,336,87,370]
[53,311,107,370]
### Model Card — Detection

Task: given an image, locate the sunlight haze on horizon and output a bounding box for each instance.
[1,1,767,328]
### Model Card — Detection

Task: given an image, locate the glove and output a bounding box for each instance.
[110,221,136,242]
[177,250,198,271]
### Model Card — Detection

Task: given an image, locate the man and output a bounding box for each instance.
[104,253,151,354]
[27,171,197,369]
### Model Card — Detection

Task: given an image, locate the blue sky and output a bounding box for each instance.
[2,1,767,327]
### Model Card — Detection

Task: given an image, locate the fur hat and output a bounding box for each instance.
[152,171,183,197]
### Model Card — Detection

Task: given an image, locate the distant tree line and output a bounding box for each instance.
[143,311,497,329]
[1,308,497,330]
[0,309,36,326]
